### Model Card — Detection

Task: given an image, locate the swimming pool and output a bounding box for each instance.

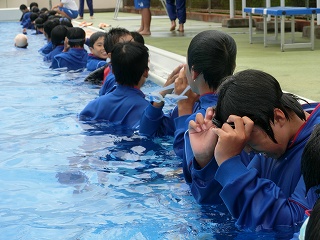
[0,22,299,240]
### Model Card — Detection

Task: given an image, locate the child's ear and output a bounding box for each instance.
[191,66,200,80]
[89,47,94,53]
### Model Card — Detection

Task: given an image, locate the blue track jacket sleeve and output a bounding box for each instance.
[139,104,176,137]
[173,114,190,159]
[215,155,318,230]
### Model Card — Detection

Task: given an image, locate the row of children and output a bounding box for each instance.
[78,26,320,239]
[14,5,320,237]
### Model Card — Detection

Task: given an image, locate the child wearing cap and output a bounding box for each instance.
[14,34,28,48]
[51,27,88,71]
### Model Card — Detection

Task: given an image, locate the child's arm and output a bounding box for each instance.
[52,3,63,10]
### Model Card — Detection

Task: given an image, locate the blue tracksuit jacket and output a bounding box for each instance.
[184,103,320,230]
[86,54,107,71]
[99,71,116,96]
[51,48,88,71]
[39,41,53,56]
[43,45,64,62]
[139,93,218,158]
[79,85,150,129]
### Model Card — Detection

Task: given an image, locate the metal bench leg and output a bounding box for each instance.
[113,0,122,20]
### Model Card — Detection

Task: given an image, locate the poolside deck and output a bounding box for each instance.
[74,11,320,101]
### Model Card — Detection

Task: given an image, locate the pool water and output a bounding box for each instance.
[0,22,297,240]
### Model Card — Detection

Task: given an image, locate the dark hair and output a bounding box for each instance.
[51,25,68,46]
[111,41,149,87]
[130,31,145,45]
[301,124,320,194]
[40,7,48,14]
[32,7,39,13]
[89,32,107,48]
[215,69,306,143]
[47,10,57,17]
[20,4,28,11]
[67,27,86,48]
[34,17,44,29]
[30,2,38,10]
[30,12,39,22]
[187,30,237,90]
[306,199,320,240]
[59,17,73,27]
[104,27,131,53]
[43,20,60,39]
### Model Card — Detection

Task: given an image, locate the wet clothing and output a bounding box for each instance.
[51,47,88,71]
[79,85,150,129]
[139,93,218,158]
[39,41,53,56]
[86,54,107,71]
[166,0,186,24]
[21,12,33,29]
[99,70,116,96]
[184,103,320,230]
[43,45,64,62]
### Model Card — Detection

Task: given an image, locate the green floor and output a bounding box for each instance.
[75,12,320,101]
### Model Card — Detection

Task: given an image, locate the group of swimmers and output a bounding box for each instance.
[14,2,320,239]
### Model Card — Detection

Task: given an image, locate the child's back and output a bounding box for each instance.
[51,27,88,71]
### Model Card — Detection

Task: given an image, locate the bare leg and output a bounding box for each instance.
[137,10,144,32]
[170,20,176,31]
[139,8,151,35]
[178,23,184,32]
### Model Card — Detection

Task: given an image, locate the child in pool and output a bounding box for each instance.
[79,41,150,129]
[298,124,320,240]
[39,19,60,56]
[44,25,68,62]
[51,27,88,71]
[86,32,108,71]
[14,34,28,48]
[52,0,79,20]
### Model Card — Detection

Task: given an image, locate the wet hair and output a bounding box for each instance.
[34,17,44,29]
[187,30,237,90]
[59,17,73,27]
[306,199,320,240]
[30,13,39,22]
[111,41,149,87]
[47,10,57,17]
[67,27,86,48]
[40,7,48,14]
[130,31,145,45]
[51,25,68,46]
[89,32,107,48]
[20,4,28,11]
[43,20,60,39]
[301,124,320,194]
[214,69,306,143]
[32,7,39,13]
[104,27,131,53]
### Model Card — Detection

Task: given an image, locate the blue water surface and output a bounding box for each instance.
[0,22,296,240]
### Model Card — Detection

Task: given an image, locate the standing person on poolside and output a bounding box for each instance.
[78,0,94,19]
[52,0,79,20]
[166,0,186,32]
[135,0,151,35]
